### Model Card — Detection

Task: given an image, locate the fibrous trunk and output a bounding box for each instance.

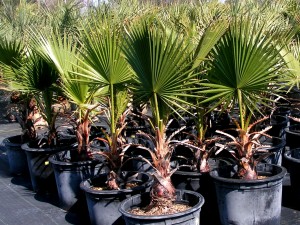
[146,176,176,213]
[238,160,257,180]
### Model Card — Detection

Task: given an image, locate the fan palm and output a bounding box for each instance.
[31,30,102,160]
[0,36,60,145]
[199,17,285,179]
[67,20,134,188]
[122,18,223,212]
[175,18,228,174]
[0,36,38,140]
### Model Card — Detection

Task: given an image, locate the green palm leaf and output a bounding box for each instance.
[279,39,300,90]
[70,21,133,134]
[191,19,228,70]
[78,22,132,87]
[30,30,99,118]
[0,37,24,69]
[200,18,283,129]
[123,20,198,129]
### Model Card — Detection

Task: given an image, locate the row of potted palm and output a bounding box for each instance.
[1,1,300,225]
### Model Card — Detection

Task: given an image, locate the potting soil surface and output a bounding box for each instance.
[0,123,300,224]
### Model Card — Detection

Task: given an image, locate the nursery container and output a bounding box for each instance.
[3,135,28,175]
[285,124,300,149]
[284,149,300,201]
[210,163,286,225]
[119,190,204,225]
[49,150,105,210]
[80,172,153,225]
[21,139,75,193]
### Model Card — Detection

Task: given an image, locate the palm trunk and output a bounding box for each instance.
[75,119,91,161]
[238,160,257,180]
[147,174,176,213]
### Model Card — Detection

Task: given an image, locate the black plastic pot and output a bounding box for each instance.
[21,140,75,193]
[171,168,220,225]
[119,189,204,225]
[171,158,219,192]
[3,135,28,175]
[289,111,300,126]
[284,149,300,201]
[126,147,154,173]
[265,115,288,138]
[254,136,286,165]
[287,86,300,100]
[285,124,300,149]
[273,106,291,117]
[172,169,202,192]
[210,163,286,225]
[80,172,153,225]
[49,150,105,210]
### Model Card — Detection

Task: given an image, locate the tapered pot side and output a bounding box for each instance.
[80,172,153,225]
[210,163,286,225]
[21,140,75,193]
[49,150,105,210]
[171,168,220,225]
[284,149,300,201]
[3,135,28,175]
[119,190,205,225]
[285,124,300,149]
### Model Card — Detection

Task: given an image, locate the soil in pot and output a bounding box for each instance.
[210,163,286,225]
[80,171,153,225]
[119,189,204,225]
[3,135,28,175]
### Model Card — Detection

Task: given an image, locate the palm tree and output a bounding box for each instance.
[63,20,133,188]
[0,34,39,140]
[31,30,102,160]
[199,17,286,179]
[122,17,227,212]
[179,18,228,173]
[0,36,60,145]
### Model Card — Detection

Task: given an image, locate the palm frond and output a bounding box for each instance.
[200,17,283,129]
[123,19,199,128]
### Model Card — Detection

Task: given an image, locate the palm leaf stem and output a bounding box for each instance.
[110,83,115,136]
[237,88,244,129]
[153,92,161,131]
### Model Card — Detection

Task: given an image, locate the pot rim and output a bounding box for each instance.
[21,142,74,153]
[119,189,204,220]
[285,125,300,135]
[3,135,24,147]
[209,163,286,185]
[48,150,99,166]
[284,149,300,163]
[80,172,153,195]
